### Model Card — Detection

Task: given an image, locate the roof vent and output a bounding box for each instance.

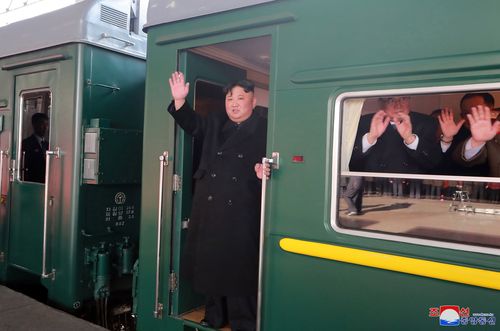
[100,4,128,30]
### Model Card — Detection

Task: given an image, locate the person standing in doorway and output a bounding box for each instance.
[168,71,267,331]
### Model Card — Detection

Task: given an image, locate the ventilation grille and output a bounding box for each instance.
[100,4,128,30]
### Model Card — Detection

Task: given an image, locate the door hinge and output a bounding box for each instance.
[169,272,177,292]
[172,174,181,192]
[9,159,15,182]
[0,251,4,263]
[269,152,280,170]
[181,218,190,229]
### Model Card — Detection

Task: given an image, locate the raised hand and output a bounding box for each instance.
[438,108,464,141]
[168,71,190,109]
[467,106,500,147]
[393,113,415,144]
[367,110,390,144]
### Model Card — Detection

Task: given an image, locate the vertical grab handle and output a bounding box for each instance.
[154,151,169,319]
[257,152,279,331]
[0,150,8,200]
[42,147,60,280]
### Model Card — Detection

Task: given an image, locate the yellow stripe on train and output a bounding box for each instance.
[279,238,500,291]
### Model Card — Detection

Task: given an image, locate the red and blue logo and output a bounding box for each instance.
[429,305,496,327]
[439,306,460,326]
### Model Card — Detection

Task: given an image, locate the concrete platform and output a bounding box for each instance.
[0,285,106,331]
[339,195,500,248]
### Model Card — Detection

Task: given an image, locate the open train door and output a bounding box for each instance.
[137,32,272,331]
[170,50,247,318]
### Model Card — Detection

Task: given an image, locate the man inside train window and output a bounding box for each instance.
[452,104,500,176]
[168,71,267,331]
[349,96,442,173]
[437,93,500,176]
[22,113,49,183]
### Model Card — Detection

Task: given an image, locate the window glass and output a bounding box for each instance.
[336,89,500,251]
[19,90,51,183]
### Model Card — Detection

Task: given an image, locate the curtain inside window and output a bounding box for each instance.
[341,98,364,172]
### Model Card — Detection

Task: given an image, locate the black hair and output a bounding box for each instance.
[223,79,255,95]
[460,92,495,111]
[31,112,49,125]
[377,96,410,108]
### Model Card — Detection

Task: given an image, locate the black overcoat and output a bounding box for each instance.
[168,101,267,296]
[349,112,443,174]
[22,134,48,183]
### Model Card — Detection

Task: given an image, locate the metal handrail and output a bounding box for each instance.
[100,33,135,47]
[0,150,8,200]
[257,152,279,331]
[41,147,60,280]
[154,151,169,319]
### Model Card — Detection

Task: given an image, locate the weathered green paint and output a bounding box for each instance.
[0,43,145,311]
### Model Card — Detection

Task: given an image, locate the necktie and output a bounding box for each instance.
[41,139,48,152]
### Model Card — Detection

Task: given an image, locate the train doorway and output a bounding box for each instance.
[170,36,271,328]
[9,71,55,276]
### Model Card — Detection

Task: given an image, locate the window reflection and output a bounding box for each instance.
[19,91,51,183]
[339,175,500,248]
[338,89,500,250]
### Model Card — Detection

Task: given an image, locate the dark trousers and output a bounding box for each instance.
[344,176,364,213]
[205,295,257,331]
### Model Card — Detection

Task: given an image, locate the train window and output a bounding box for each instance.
[18,90,51,183]
[333,85,500,254]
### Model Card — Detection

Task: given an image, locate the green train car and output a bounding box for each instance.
[136,0,500,330]
[0,1,146,328]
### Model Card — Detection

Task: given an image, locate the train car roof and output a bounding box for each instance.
[0,0,147,59]
[144,0,275,31]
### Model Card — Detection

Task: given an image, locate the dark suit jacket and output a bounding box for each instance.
[452,133,500,177]
[21,134,48,183]
[349,112,442,174]
[168,101,267,296]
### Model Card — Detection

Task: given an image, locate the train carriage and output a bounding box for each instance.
[137,0,500,330]
[0,1,146,328]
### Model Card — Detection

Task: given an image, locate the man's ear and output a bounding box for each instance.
[252,96,257,109]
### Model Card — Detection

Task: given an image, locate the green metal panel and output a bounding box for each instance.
[82,127,142,185]
[136,38,177,330]
[82,45,145,130]
[1,45,83,309]
[75,44,145,308]
[264,236,498,331]
[8,183,44,272]
[0,62,15,278]
[0,42,145,313]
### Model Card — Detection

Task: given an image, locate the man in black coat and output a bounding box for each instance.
[168,72,267,331]
[350,97,442,174]
[438,93,495,176]
[22,113,49,183]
